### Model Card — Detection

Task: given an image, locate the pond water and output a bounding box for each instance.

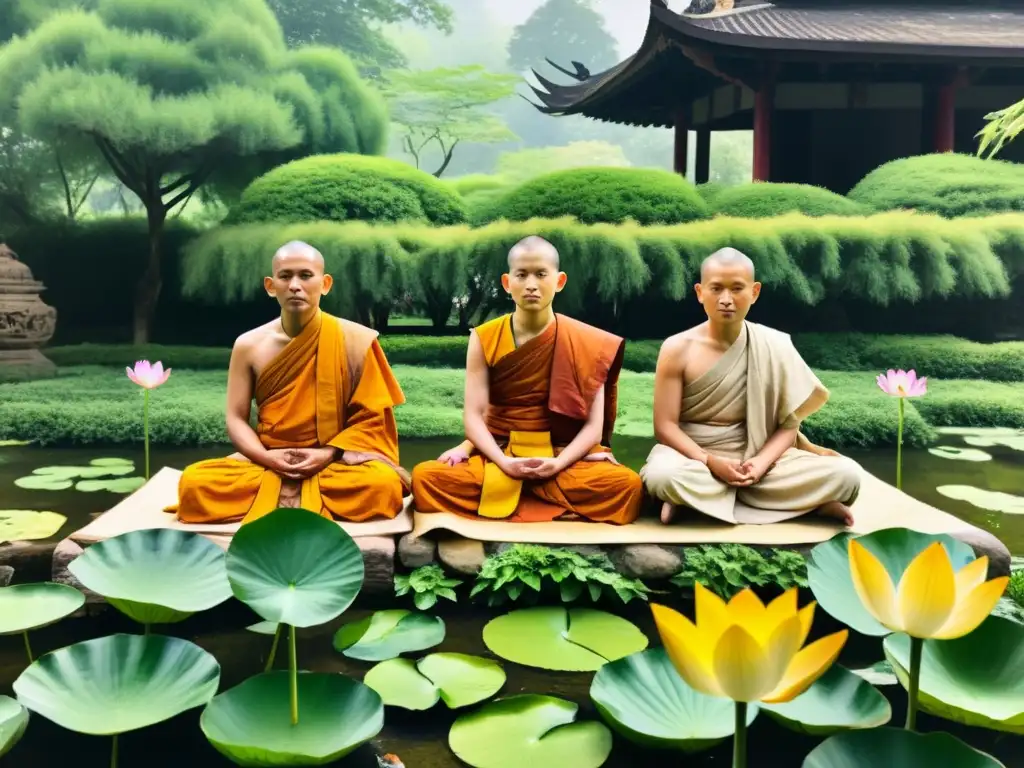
[2,433,1023,552]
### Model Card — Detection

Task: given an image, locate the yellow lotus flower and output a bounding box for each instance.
[651,583,848,704]
[849,539,1009,639]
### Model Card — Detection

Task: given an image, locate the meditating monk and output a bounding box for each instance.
[641,247,860,526]
[166,240,409,525]
[411,236,643,524]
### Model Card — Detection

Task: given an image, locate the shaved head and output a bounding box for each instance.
[700,247,755,282]
[508,235,560,270]
[273,240,324,270]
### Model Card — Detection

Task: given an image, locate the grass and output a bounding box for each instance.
[1,365,1021,449]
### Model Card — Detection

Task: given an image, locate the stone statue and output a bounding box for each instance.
[0,242,58,381]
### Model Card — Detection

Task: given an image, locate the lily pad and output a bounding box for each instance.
[449,694,613,768]
[0,510,66,543]
[936,486,1024,515]
[88,458,134,467]
[483,606,648,672]
[883,614,1024,734]
[247,621,279,635]
[364,653,506,710]
[334,609,445,661]
[0,696,29,758]
[68,529,232,626]
[928,446,992,462]
[14,459,138,492]
[850,660,897,686]
[75,477,146,493]
[589,647,752,752]
[13,475,73,491]
[225,507,364,627]
[13,633,220,735]
[0,440,31,447]
[807,528,977,636]
[963,433,1024,452]
[0,583,85,634]
[761,664,892,736]
[201,671,384,766]
[803,727,1005,767]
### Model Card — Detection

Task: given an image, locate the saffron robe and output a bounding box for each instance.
[412,313,643,525]
[167,310,409,525]
[640,321,861,525]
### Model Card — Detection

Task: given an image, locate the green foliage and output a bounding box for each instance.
[507,0,618,74]
[670,544,809,600]
[848,153,1024,218]
[395,565,462,611]
[711,183,871,218]
[480,167,710,225]
[230,153,467,226]
[1007,569,1024,609]
[470,544,650,608]
[977,97,1024,159]
[379,65,520,178]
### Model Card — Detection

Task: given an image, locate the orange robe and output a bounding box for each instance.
[167,310,409,524]
[412,313,642,525]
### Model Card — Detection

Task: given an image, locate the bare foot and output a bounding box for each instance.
[660,501,678,525]
[818,501,854,527]
[278,479,302,508]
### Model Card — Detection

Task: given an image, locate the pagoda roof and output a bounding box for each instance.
[528,0,1024,128]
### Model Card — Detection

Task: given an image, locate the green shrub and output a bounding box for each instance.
[230,153,468,226]
[670,544,808,600]
[711,182,870,218]
[479,167,711,225]
[848,153,1024,218]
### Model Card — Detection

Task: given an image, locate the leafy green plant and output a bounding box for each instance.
[1006,569,1024,608]
[670,544,809,600]
[395,564,462,610]
[470,544,650,607]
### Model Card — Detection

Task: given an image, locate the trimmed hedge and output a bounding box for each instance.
[478,167,711,225]
[848,153,1024,218]
[711,183,871,218]
[229,153,468,226]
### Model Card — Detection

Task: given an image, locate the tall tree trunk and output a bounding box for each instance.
[134,205,166,344]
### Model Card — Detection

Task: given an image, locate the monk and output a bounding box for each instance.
[640,247,861,526]
[166,240,409,525]
[411,236,643,524]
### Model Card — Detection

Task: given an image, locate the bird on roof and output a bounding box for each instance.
[544,58,591,81]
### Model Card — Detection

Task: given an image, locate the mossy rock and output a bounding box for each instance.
[479,167,710,225]
[711,182,870,218]
[230,153,468,226]
[848,153,1024,218]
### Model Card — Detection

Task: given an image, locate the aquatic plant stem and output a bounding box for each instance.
[22,631,32,663]
[265,623,282,673]
[143,389,150,480]
[289,624,298,725]
[111,733,118,768]
[733,701,747,768]
[896,397,904,490]
[906,636,923,731]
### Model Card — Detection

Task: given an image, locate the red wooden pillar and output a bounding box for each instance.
[674,108,689,176]
[753,68,775,181]
[934,82,956,153]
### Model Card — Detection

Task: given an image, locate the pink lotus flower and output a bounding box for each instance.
[126,360,171,390]
[876,369,927,398]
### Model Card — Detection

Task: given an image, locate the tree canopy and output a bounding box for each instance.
[507,0,618,75]
[0,0,389,341]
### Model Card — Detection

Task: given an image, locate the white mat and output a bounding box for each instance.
[70,466,414,544]
[411,468,980,546]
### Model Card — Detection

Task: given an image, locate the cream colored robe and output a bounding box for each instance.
[640,322,862,525]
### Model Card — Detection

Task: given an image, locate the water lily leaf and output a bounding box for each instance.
[884,615,1024,734]
[201,671,383,766]
[928,446,992,462]
[0,440,31,447]
[67,529,231,625]
[483,606,649,672]
[226,507,364,627]
[75,477,145,493]
[963,433,1024,452]
[364,653,506,711]
[0,510,66,544]
[936,427,1020,437]
[936,486,1024,515]
[247,621,279,635]
[88,458,134,467]
[807,528,976,636]
[449,694,612,768]
[761,664,891,736]
[589,647,752,752]
[803,727,1005,767]
[0,696,29,758]
[850,660,897,686]
[13,633,220,735]
[13,475,72,491]
[334,609,445,661]
[0,583,84,634]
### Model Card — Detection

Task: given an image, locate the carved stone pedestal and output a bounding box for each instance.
[0,243,57,381]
